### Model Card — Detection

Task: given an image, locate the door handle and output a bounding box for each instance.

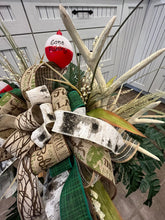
[72,9,93,15]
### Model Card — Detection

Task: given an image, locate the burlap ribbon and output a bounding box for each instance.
[0,92,27,116]
[0,86,72,220]
[0,81,137,220]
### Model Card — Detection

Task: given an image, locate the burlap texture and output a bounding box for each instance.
[0,92,27,116]
[31,133,71,175]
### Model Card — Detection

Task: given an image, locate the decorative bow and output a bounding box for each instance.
[0,80,140,220]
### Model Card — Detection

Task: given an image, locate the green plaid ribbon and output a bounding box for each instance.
[60,157,92,220]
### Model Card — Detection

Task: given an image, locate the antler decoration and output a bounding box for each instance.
[59,5,114,93]
[129,101,165,124]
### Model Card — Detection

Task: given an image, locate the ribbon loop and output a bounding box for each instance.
[31,133,71,175]
[26,85,51,106]
[51,87,71,111]
[52,110,124,154]
[16,105,43,131]
[2,130,35,159]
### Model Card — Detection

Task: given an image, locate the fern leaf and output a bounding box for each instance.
[143,173,160,207]
[126,166,144,197]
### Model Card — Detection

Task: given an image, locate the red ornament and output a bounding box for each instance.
[45,30,73,68]
[0,81,13,94]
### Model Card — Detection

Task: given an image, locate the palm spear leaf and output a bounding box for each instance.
[87,108,145,137]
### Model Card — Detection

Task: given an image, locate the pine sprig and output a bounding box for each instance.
[63,62,84,90]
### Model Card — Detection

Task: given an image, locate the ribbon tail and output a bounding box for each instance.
[17,155,46,220]
[111,132,139,163]
[60,157,92,220]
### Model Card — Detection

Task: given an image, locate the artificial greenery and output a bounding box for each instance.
[114,118,165,207]
[58,62,84,92]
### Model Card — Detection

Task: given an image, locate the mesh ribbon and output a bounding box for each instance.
[60,157,92,220]
[49,157,72,177]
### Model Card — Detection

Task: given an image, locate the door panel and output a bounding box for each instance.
[0,0,31,35]
[129,0,165,92]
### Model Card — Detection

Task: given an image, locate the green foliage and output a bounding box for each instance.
[114,120,165,207]
[61,62,84,91]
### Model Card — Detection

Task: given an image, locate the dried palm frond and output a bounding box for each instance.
[0,20,28,70]
[114,92,165,120]
[0,20,29,84]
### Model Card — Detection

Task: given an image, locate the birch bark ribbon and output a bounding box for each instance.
[52,110,124,153]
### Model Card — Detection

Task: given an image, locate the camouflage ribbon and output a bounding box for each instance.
[70,138,116,199]
[0,92,27,116]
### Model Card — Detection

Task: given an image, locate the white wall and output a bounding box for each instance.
[0,0,164,93]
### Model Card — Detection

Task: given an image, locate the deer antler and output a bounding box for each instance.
[59,5,116,93]
[128,101,165,124]
[106,48,165,95]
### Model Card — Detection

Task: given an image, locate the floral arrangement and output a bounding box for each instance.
[0,1,165,220]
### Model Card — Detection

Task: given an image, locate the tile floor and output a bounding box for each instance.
[113,163,165,220]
